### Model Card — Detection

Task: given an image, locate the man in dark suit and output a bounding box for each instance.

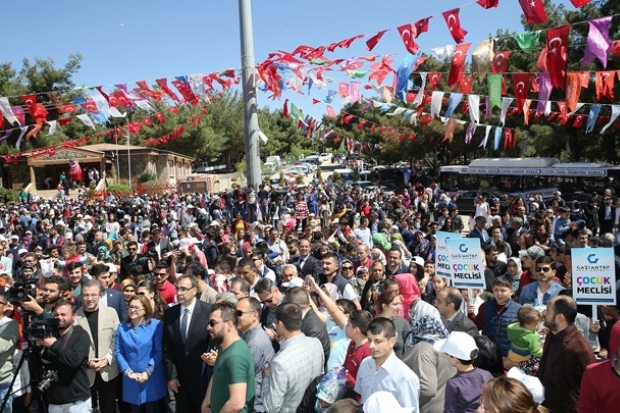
[288,239,322,281]
[120,240,143,280]
[468,216,490,247]
[598,196,616,235]
[435,287,478,337]
[89,263,128,322]
[538,296,595,412]
[163,274,212,412]
[146,228,172,260]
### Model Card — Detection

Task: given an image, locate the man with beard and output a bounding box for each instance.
[163,275,211,412]
[35,299,91,412]
[202,302,255,413]
[21,275,69,320]
[537,296,595,412]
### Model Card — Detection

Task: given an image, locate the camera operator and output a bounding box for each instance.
[0,290,19,409]
[21,276,70,321]
[35,299,91,412]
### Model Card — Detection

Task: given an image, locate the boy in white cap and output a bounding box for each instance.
[435,331,493,413]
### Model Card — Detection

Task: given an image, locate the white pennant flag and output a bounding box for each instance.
[545,101,552,116]
[77,114,96,130]
[47,120,57,136]
[429,45,455,60]
[258,130,269,143]
[568,103,586,117]
[371,100,384,108]
[479,125,492,148]
[468,95,480,124]
[134,100,155,112]
[500,98,514,126]
[412,73,427,107]
[386,107,406,116]
[409,111,418,125]
[430,91,444,118]
[108,107,127,118]
[15,126,29,149]
[0,97,19,126]
[601,105,620,135]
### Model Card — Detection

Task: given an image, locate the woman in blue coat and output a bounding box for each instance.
[115,295,167,412]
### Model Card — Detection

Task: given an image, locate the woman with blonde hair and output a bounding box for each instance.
[478,376,548,413]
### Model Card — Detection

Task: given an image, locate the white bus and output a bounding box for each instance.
[439,157,620,200]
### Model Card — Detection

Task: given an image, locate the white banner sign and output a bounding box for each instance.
[435,231,456,281]
[571,248,617,305]
[446,238,486,289]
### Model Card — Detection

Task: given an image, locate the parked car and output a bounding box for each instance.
[450,190,503,215]
[318,153,332,163]
[303,155,321,166]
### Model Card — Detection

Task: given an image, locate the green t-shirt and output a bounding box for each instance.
[210,338,256,413]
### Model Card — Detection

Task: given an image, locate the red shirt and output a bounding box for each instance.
[344,340,371,389]
[158,280,177,305]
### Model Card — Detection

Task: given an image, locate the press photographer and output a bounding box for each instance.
[35,299,90,413]
[19,276,70,321]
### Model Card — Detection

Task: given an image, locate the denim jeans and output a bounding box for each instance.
[48,398,91,413]
[0,381,12,413]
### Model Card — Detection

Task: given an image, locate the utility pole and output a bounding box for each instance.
[239,0,262,189]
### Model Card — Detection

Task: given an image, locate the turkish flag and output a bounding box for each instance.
[366,30,388,51]
[155,78,181,102]
[20,94,37,116]
[459,73,474,94]
[442,8,468,44]
[397,24,420,54]
[142,117,153,126]
[518,0,548,24]
[414,17,432,38]
[492,51,512,73]
[110,91,131,107]
[81,99,99,114]
[512,73,531,113]
[61,104,78,114]
[155,113,166,125]
[546,25,571,89]
[448,43,471,87]
[326,105,337,118]
[595,71,615,102]
[570,0,591,5]
[476,0,498,8]
[611,40,620,57]
[428,73,443,91]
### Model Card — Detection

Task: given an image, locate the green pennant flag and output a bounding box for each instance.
[338,137,345,151]
[346,70,369,79]
[487,74,503,110]
[290,103,303,120]
[310,58,331,66]
[514,31,541,54]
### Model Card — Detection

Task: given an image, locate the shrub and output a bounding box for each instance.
[137,170,158,183]
[0,188,20,203]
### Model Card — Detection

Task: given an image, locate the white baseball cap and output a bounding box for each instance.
[433,331,479,361]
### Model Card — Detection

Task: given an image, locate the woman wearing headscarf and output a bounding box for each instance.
[408,230,430,259]
[402,315,456,413]
[506,257,523,296]
[394,271,421,322]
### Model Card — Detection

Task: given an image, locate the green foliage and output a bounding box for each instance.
[295,174,305,184]
[0,187,20,203]
[317,167,323,183]
[332,171,342,184]
[107,183,131,192]
[352,167,360,182]
[137,170,158,183]
[279,171,285,186]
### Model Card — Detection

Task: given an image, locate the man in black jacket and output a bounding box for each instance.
[163,275,212,412]
[35,299,91,412]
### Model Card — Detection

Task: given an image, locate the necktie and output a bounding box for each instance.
[181,308,189,342]
[299,257,306,268]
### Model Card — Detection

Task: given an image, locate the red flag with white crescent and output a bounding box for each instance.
[397,24,420,55]
[442,8,468,44]
[512,73,531,113]
[448,43,471,87]
[366,30,388,51]
[492,51,512,73]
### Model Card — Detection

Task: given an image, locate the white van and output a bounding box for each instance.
[265,156,281,168]
[333,168,354,185]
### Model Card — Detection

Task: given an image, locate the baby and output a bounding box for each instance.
[507,306,543,373]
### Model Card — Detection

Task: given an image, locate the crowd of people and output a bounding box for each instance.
[0,178,618,413]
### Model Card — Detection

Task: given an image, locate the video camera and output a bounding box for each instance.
[6,279,37,305]
[27,318,59,342]
[37,370,59,392]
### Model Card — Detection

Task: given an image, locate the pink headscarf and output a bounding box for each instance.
[394,273,421,322]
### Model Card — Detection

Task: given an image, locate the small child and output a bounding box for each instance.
[507,306,543,374]
[436,331,493,413]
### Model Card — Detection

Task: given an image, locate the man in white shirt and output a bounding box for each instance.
[355,318,420,411]
[353,216,373,247]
